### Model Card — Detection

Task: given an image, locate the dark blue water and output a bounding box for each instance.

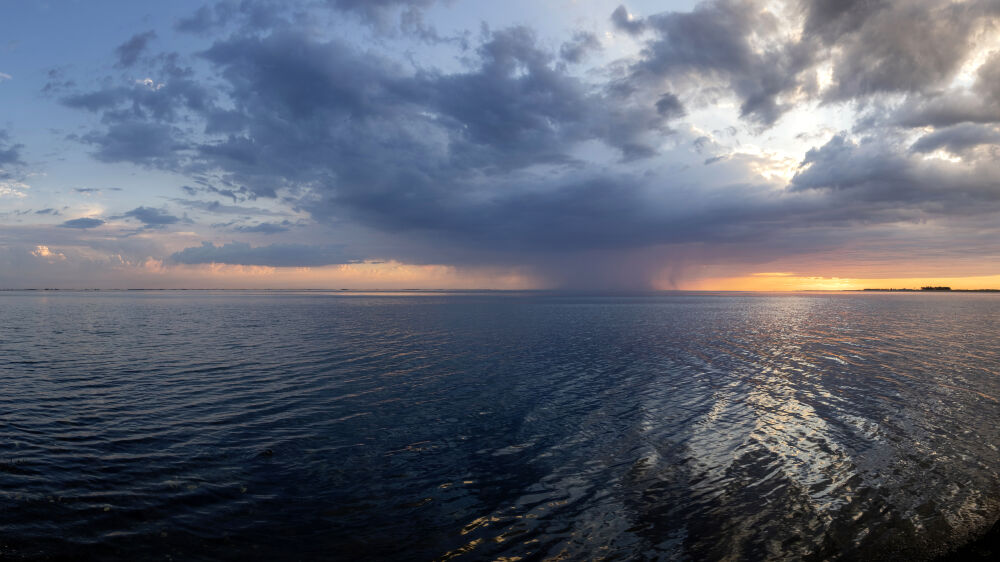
[1,291,999,560]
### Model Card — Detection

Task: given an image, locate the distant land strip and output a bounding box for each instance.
[862,287,1000,292]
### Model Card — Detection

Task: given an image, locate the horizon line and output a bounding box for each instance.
[3,288,999,293]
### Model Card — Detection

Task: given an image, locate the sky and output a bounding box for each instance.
[1,0,999,290]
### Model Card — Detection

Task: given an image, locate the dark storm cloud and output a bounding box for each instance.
[189,31,415,197]
[793,135,911,194]
[172,24,669,209]
[60,217,105,229]
[421,25,664,163]
[791,135,1000,217]
[441,176,774,251]
[121,207,180,227]
[170,241,356,266]
[910,124,1000,155]
[58,10,701,256]
[114,31,156,68]
[55,0,1000,282]
[800,0,888,42]
[893,94,1000,129]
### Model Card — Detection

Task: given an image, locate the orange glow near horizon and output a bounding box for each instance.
[115,260,544,290]
[54,253,998,291]
[118,261,1000,292]
[681,273,1000,292]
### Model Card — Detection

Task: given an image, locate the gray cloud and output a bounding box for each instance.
[174,24,671,209]
[233,221,290,234]
[800,0,888,43]
[180,183,257,203]
[559,31,601,64]
[893,94,1000,129]
[892,51,1000,128]
[60,217,105,229]
[115,31,156,67]
[175,3,235,34]
[655,93,685,118]
[823,1,999,101]
[62,51,214,145]
[326,0,460,42]
[611,5,646,35]
[792,134,1000,219]
[618,0,817,126]
[174,0,286,34]
[330,0,435,20]
[976,50,1000,104]
[53,0,1000,286]
[171,197,283,216]
[0,130,24,168]
[910,124,1000,155]
[79,121,186,165]
[171,241,356,266]
[611,0,1000,127]
[121,206,180,227]
[175,0,446,40]
[63,49,214,167]
[329,0,436,30]
[74,187,122,194]
[69,78,213,121]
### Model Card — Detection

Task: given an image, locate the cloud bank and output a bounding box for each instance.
[5,0,1000,288]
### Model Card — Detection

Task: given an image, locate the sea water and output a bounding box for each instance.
[1,291,998,560]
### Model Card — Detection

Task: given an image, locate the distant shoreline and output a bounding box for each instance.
[862,288,1000,292]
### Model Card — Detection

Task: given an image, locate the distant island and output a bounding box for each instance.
[862,287,1000,292]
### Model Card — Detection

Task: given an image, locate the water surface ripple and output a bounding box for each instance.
[1,291,998,560]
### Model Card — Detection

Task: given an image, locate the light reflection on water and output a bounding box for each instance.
[0,291,998,560]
